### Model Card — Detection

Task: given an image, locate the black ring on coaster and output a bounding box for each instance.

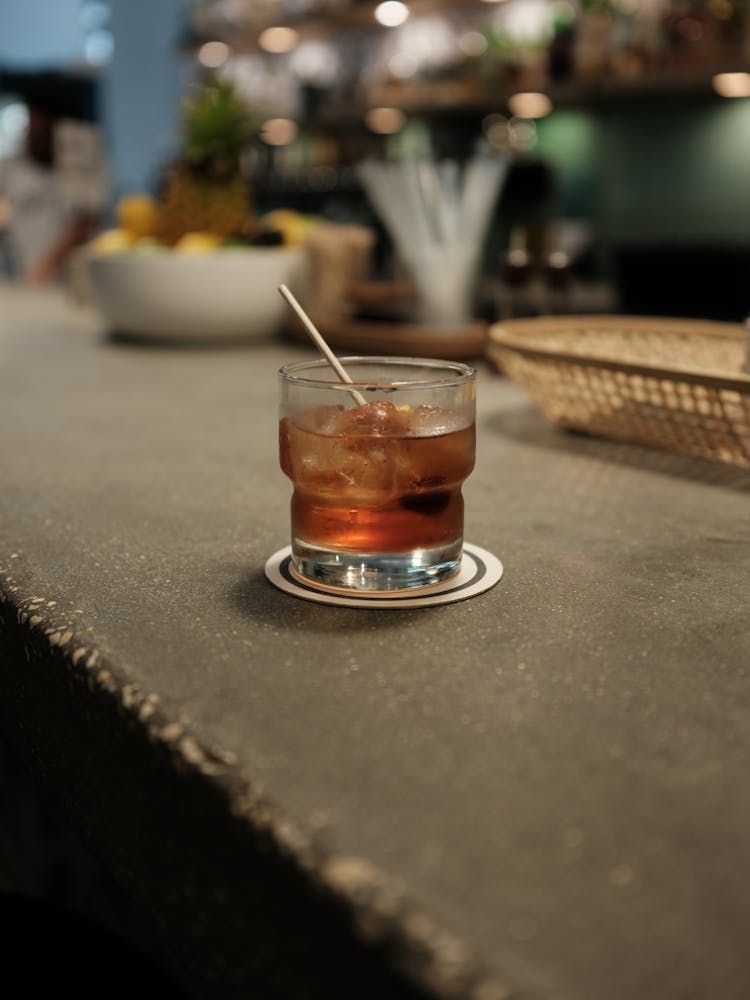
[265,543,503,609]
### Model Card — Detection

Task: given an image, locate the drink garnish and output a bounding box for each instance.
[278,285,366,406]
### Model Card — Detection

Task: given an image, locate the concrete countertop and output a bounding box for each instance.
[1,286,750,1000]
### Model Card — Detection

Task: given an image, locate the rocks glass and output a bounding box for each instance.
[279,357,476,591]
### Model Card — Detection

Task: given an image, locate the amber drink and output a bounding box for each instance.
[279,357,476,591]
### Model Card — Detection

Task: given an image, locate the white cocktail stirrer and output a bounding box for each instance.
[278,285,367,406]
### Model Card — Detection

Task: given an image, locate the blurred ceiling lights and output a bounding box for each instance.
[483,112,537,152]
[495,0,553,43]
[258,26,300,53]
[375,2,410,28]
[83,29,114,66]
[290,41,341,86]
[365,107,406,134]
[507,91,552,118]
[79,0,110,31]
[198,40,230,68]
[80,0,113,66]
[458,30,488,57]
[712,72,750,97]
[261,118,298,145]
[507,117,537,151]
[388,51,419,79]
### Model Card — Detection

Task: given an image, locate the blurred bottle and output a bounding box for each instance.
[499,225,533,319]
[574,0,614,80]
[544,248,573,315]
[548,5,577,81]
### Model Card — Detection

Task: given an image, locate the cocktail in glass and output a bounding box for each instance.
[279,357,476,591]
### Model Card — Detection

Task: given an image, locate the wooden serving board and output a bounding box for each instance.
[286,317,488,360]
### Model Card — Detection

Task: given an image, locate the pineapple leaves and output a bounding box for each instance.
[182,80,259,179]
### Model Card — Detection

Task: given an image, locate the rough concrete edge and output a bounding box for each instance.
[0,553,535,1000]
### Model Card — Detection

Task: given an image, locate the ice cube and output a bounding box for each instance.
[293,404,344,434]
[393,420,475,497]
[407,405,464,438]
[326,401,411,438]
[283,408,404,503]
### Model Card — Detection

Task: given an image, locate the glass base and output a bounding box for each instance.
[292,538,463,592]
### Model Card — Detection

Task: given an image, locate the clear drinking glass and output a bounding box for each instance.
[279,356,476,591]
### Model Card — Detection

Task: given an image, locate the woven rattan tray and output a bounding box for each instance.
[487,315,750,467]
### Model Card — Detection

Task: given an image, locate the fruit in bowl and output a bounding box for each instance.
[86,80,315,340]
[87,213,311,340]
[116,194,161,240]
[88,243,305,340]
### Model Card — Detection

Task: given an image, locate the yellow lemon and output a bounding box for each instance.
[89,228,135,255]
[174,232,222,253]
[116,194,160,238]
[261,210,321,247]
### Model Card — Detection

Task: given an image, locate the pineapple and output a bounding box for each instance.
[158,80,258,245]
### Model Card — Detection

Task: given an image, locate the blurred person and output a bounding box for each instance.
[0,87,106,284]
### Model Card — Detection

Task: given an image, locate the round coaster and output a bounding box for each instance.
[264,543,503,609]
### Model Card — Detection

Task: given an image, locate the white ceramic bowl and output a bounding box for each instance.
[87,246,305,341]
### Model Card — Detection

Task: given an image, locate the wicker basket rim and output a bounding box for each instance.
[488,315,750,393]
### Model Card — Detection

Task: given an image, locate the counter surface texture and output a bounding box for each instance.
[2,287,749,1000]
